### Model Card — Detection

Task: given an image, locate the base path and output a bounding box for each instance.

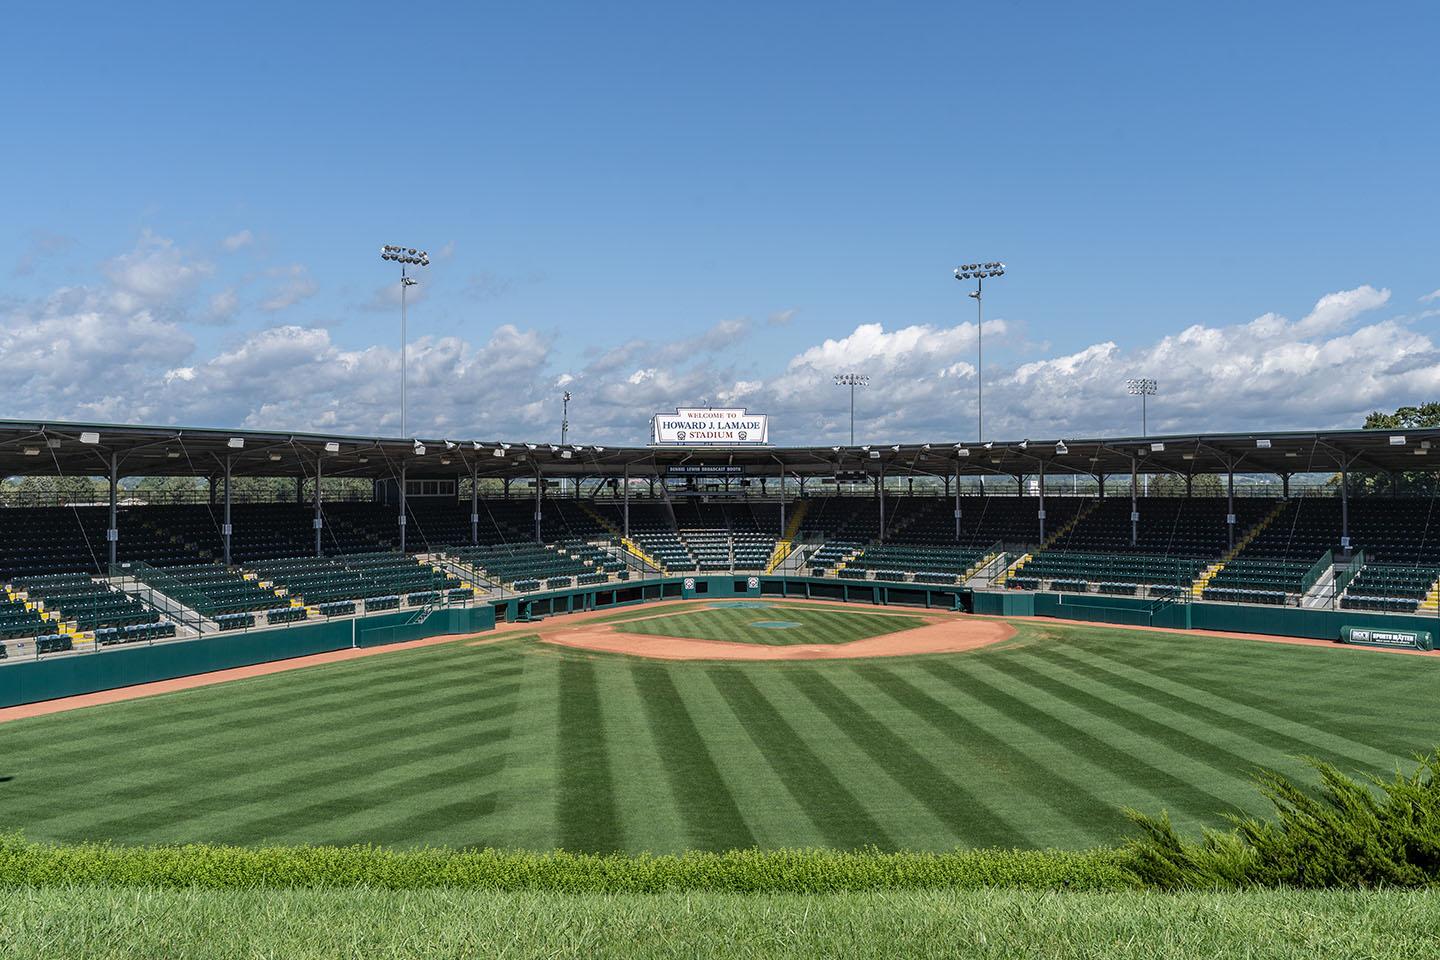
[538,606,1016,661]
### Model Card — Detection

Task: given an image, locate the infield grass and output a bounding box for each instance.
[0,608,1435,853]
[3,887,1438,960]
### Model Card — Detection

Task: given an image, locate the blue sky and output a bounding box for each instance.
[2,1,1437,443]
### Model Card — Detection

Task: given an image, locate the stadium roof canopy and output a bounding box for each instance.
[3,417,1439,483]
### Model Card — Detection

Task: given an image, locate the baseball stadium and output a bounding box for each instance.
[7,3,1440,957]
[2,413,1440,942]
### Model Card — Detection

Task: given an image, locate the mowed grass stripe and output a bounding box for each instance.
[982,651,1287,807]
[912,659,1234,828]
[1053,644,1399,774]
[614,607,924,646]
[0,644,524,767]
[594,661,690,852]
[1072,636,1439,758]
[710,666,894,849]
[631,662,757,851]
[556,658,625,853]
[3,665,525,826]
[854,663,1116,846]
[783,670,1029,849]
[48,697,520,844]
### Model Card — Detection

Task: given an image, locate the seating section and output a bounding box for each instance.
[450,542,597,589]
[1014,552,1207,593]
[11,573,159,631]
[1202,558,1309,603]
[1340,564,1439,613]
[249,554,460,605]
[844,545,987,583]
[132,563,291,617]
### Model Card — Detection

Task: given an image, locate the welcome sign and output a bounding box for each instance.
[652,407,769,446]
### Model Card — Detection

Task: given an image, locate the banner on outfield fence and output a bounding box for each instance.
[1340,626,1433,651]
[651,407,769,446]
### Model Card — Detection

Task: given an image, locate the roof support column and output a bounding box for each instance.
[313,455,323,557]
[778,463,786,540]
[295,476,303,505]
[954,460,962,542]
[877,466,886,544]
[107,452,119,569]
[470,464,479,546]
[534,465,543,544]
[1130,456,1138,547]
[398,464,407,553]
[1340,461,1350,556]
[623,464,630,539]
[1037,461,1047,543]
[1281,472,1290,500]
[1098,473,1106,498]
[223,453,233,566]
[1226,464,1236,553]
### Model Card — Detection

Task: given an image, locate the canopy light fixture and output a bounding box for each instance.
[1390,435,1407,446]
[80,432,101,445]
[269,452,283,462]
[1256,439,1272,448]
[227,437,244,449]
[1055,441,1069,455]
[1150,442,1165,452]
[22,446,39,456]
[166,449,181,459]
[324,441,340,454]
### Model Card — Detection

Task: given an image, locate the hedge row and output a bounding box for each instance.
[0,836,1130,892]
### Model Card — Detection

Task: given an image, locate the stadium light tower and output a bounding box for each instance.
[954,261,1005,442]
[560,391,572,445]
[380,245,430,437]
[833,373,869,445]
[1126,377,1157,436]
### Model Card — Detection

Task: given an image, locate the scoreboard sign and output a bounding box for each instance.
[1340,626,1433,651]
[652,407,769,446]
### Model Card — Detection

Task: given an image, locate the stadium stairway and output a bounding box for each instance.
[1189,499,1289,598]
[574,501,664,574]
[1420,578,1440,612]
[763,500,810,574]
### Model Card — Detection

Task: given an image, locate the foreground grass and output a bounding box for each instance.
[2,887,1437,959]
[0,835,1126,891]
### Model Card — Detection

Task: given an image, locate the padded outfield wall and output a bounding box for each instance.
[0,606,494,710]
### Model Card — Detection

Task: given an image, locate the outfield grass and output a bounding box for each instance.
[2,887,1437,959]
[613,604,926,645]
[0,611,1435,852]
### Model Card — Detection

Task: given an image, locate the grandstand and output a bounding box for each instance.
[2,418,1440,668]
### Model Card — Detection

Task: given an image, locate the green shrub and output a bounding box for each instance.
[0,836,1131,891]
[1126,748,1440,889]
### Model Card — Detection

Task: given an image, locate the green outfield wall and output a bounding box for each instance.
[0,605,494,710]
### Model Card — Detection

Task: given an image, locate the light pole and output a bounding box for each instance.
[380,244,429,437]
[560,391,571,445]
[833,373,869,445]
[953,262,1006,442]
[1127,378,1157,496]
[1126,378,1157,436]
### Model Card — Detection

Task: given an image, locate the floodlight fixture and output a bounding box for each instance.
[1125,378,1158,436]
[1018,439,1028,450]
[80,431,101,445]
[1150,442,1165,452]
[412,441,426,456]
[445,440,458,451]
[380,243,430,438]
[833,373,870,445]
[1055,441,1068,455]
[324,441,340,454]
[227,437,244,449]
[954,260,1005,442]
